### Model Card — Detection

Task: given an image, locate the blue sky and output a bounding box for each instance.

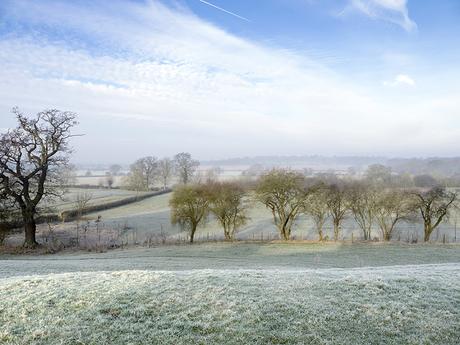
[0,0,459,163]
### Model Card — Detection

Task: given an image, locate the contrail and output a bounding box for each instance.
[198,0,250,22]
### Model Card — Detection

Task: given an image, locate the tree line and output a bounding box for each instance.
[169,169,458,243]
[123,152,199,191]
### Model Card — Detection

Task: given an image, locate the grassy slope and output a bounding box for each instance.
[0,243,459,344]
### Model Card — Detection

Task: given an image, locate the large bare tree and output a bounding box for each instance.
[413,187,457,242]
[0,108,77,247]
[255,169,309,240]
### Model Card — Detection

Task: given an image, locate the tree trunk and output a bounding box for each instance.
[224,229,232,241]
[317,227,324,241]
[190,224,196,243]
[383,232,391,241]
[424,223,432,242]
[333,221,340,241]
[280,226,290,240]
[23,210,38,248]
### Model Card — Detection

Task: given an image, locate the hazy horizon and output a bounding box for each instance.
[1,0,459,163]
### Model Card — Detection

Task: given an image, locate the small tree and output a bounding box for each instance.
[73,191,92,245]
[413,187,457,242]
[75,192,93,220]
[169,184,209,243]
[208,182,249,241]
[0,108,78,247]
[304,182,329,241]
[109,164,122,176]
[326,182,349,241]
[348,182,378,240]
[374,189,414,241]
[105,174,114,189]
[174,152,199,184]
[158,157,174,189]
[255,169,309,240]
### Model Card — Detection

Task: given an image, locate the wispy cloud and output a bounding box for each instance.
[347,0,417,32]
[0,0,457,161]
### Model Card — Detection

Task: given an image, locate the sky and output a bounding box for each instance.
[0,0,459,163]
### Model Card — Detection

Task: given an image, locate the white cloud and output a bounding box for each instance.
[0,0,458,161]
[348,0,417,32]
[384,74,415,87]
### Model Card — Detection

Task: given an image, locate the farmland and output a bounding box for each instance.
[0,243,459,344]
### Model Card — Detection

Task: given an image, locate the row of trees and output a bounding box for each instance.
[124,153,199,191]
[170,181,248,243]
[169,169,458,243]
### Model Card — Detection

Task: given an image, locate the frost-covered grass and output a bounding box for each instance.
[1,265,459,345]
[1,244,459,344]
[1,243,459,277]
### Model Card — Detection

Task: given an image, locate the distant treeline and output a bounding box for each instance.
[204,156,460,177]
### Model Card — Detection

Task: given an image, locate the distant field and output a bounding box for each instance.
[42,188,150,213]
[0,243,459,344]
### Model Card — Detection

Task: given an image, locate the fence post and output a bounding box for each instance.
[351,232,354,243]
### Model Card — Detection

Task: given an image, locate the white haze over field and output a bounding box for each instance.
[0,0,459,163]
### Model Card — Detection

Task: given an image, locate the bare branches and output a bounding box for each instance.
[255,169,311,240]
[412,187,458,241]
[0,107,78,246]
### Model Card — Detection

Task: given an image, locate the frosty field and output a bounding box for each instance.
[0,243,459,344]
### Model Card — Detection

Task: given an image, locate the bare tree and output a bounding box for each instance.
[304,182,329,241]
[255,169,309,240]
[174,152,199,184]
[365,164,392,185]
[109,164,122,176]
[126,156,158,191]
[0,108,77,247]
[413,187,457,242]
[348,182,378,240]
[73,191,92,245]
[158,157,174,189]
[325,182,349,241]
[75,191,93,220]
[208,181,249,241]
[105,173,114,189]
[374,189,414,241]
[169,184,209,243]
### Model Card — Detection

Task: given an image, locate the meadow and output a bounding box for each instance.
[0,243,459,344]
